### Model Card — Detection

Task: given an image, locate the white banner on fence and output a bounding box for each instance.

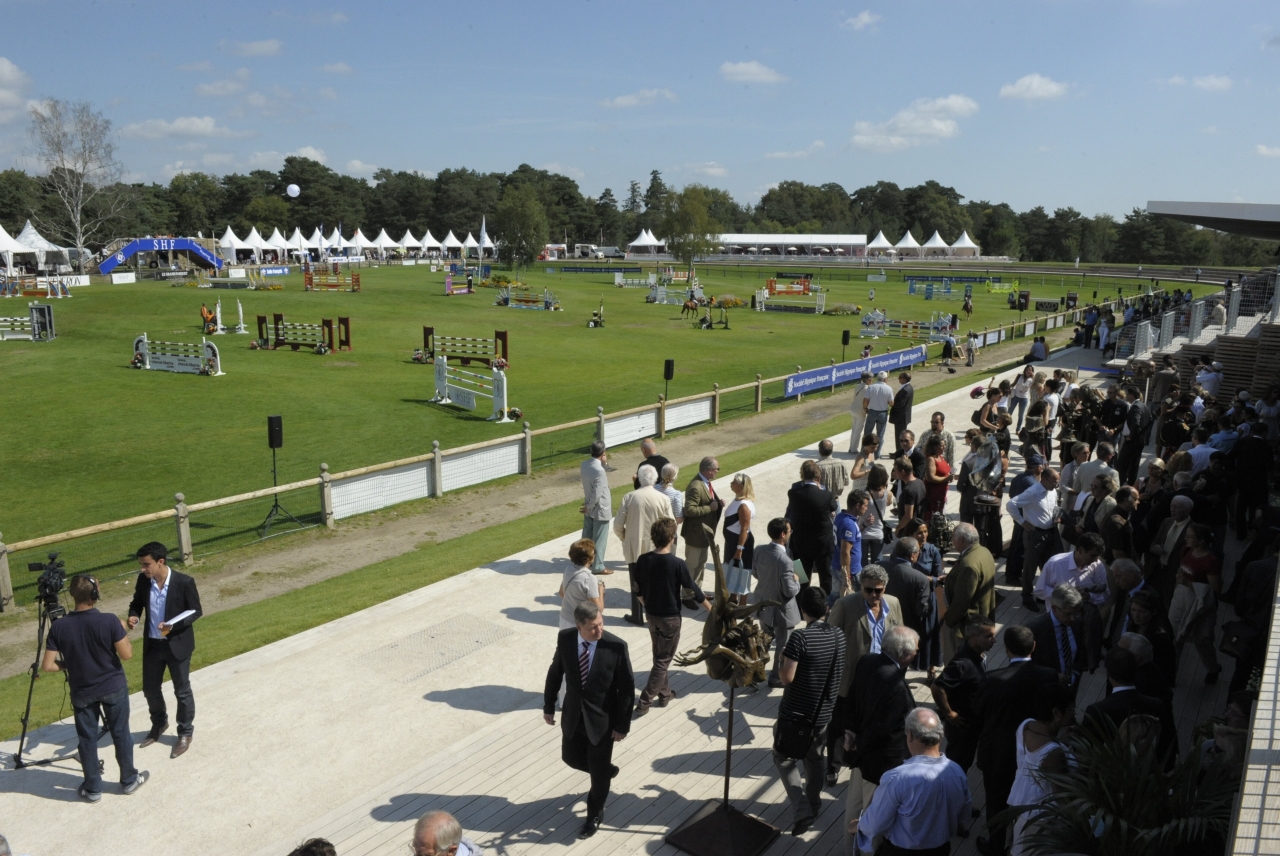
[665,398,713,431]
[331,460,435,519]
[441,440,522,492]
[228,268,247,279]
[111,272,136,284]
[1025,321,1036,337]
[603,410,659,447]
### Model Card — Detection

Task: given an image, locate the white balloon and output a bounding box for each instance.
[286,184,301,198]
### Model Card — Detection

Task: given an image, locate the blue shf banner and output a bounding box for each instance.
[260,266,290,276]
[784,344,929,398]
[559,266,642,273]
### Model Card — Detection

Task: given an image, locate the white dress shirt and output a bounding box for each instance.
[1036,550,1108,604]
[148,572,171,639]
[1007,482,1059,529]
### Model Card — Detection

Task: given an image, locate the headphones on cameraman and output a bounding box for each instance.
[71,574,101,602]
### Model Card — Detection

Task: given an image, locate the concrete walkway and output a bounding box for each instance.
[0,346,1234,856]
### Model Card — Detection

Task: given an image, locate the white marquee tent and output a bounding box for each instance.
[0,223,36,274]
[266,228,292,255]
[16,220,68,268]
[894,230,921,258]
[921,230,950,257]
[399,230,421,250]
[950,231,980,257]
[372,229,400,253]
[420,231,443,254]
[349,229,376,252]
[866,231,894,254]
[441,231,463,257]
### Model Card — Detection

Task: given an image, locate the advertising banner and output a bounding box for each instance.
[785,344,928,398]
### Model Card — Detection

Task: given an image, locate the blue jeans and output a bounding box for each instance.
[72,686,137,795]
[1011,396,1029,431]
[865,410,888,448]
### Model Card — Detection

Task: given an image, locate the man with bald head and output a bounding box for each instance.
[412,810,483,856]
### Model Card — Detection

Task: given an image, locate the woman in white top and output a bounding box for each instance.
[1097,312,1111,351]
[1011,366,1034,431]
[559,538,605,630]
[723,473,756,603]
[860,463,890,566]
[1009,686,1074,856]
[849,433,880,491]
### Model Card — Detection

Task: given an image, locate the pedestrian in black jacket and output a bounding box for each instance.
[786,460,838,591]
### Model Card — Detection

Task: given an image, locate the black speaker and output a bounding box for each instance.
[267,415,283,449]
[664,359,675,381]
[842,330,850,346]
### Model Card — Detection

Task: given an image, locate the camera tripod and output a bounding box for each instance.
[14,599,72,770]
[259,446,301,536]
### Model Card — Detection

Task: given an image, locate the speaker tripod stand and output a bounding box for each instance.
[259,446,301,536]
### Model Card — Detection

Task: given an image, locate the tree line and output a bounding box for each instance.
[0,155,1273,268]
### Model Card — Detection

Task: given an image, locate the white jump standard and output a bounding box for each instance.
[213,299,249,335]
[132,333,224,375]
[0,303,56,341]
[431,356,512,422]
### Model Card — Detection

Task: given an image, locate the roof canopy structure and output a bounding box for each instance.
[266,227,292,252]
[462,232,479,249]
[866,230,894,251]
[350,229,376,251]
[16,220,68,266]
[421,230,442,250]
[399,230,421,249]
[1147,200,1280,241]
[894,231,921,256]
[950,231,980,256]
[372,229,400,251]
[921,230,950,256]
[219,226,247,250]
[442,231,463,248]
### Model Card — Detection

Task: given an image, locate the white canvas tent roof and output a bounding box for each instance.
[266,227,292,252]
[894,231,921,252]
[866,230,893,250]
[326,226,352,249]
[442,231,463,248]
[242,227,269,251]
[421,230,443,250]
[372,229,400,250]
[219,226,247,249]
[350,229,376,250]
[627,230,650,248]
[462,232,479,248]
[481,233,495,249]
[950,231,980,254]
[0,223,36,273]
[16,220,66,254]
[399,230,421,249]
[922,231,949,249]
[306,227,325,249]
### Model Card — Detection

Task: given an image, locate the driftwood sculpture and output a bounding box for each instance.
[674,530,777,688]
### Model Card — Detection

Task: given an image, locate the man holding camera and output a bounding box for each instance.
[42,575,148,801]
[127,542,202,758]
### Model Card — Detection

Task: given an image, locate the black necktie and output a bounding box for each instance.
[1058,621,1074,681]
[579,641,591,686]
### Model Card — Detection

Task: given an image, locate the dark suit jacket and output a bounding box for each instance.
[1084,687,1178,761]
[786,482,837,552]
[127,569,202,661]
[1027,612,1088,684]
[882,556,932,634]
[974,659,1061,774]
[890,383,914,426]
[544,628,635,746]
[681,476,722,547]
[845,652,913,784]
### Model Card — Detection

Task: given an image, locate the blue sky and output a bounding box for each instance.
[1,0,1277,216]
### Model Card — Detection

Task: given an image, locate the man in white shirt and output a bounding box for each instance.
[1036,532,1107,605]
[1187,427,1215,476]
[849,371,874,454]
[863,371,895,450]
[1041,380,1062,432]
[1196,361,1223,398]
[413,811,485,856]
[1007,468,1062,612]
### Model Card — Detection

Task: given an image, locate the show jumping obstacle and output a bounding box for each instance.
[256,314,352,352]
[421,328,509,367]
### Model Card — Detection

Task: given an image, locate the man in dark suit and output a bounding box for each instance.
[680,456,723,604]
[843,625,918,851]
[889,371,914,451]
[1027,583,1088,693]
[127,542,202,759]
[973,625,1060,856]
[1115,386,1150,487]
[882,537,932,641]
[786,459,838,592]
[1145,495,1193,604]
[1084,647,1178,763]
[543,600,635,839]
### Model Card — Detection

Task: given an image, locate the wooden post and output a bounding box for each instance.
[658,395,667,438]
[521,422,533,475]
[174,493,193,565]
[712,384,721,424]
[0,532,12,613]
[829,359,836,395]
[431,440,444,497]
[318,463,335,529]
[755,373,763,412]
[795,365,803,402]
[596,406,606,444]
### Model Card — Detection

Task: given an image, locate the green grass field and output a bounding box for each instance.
[0,261,1212,550]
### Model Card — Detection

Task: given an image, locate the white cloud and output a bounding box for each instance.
[1163,75,1187,86]
[841,11,881,31]
[321,62,352,74]
[541,162,585,180]
[195,68,249,97]
[600,87,677,108]
[0,57,32,123]
[315,11,346,24]
[346,159,377,176]
[233,39,282,57]
[122,116,252,139]
[765,140,825,159]
[1258,144,1280,158]
[720,60,786,84]
[688,162,727,177]
[247,151,284,169]
[1193,75,1232,91]
[293,146,326,163]
[179,61,214,73]
[852,94,979,151]
[999,73,1068,100]
[319,86,339,100]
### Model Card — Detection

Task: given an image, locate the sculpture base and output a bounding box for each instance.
[665,799,780,856]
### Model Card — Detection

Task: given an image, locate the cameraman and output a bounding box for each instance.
[42,575,148,801]
[127,542,202,758]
